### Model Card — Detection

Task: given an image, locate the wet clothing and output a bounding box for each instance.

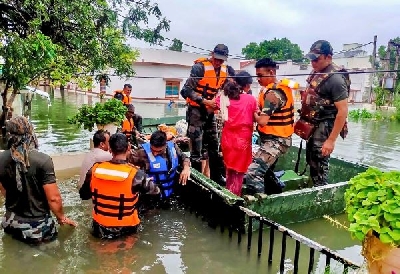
[304,64,349,186]
[180,61,234,184]
[0,149,58,243]
[79,159,158,239]
[2,211,57,244]
[245,86,293,195]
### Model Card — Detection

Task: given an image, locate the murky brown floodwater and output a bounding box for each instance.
[0,90,398,273]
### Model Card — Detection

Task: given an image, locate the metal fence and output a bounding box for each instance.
[177,174,361,274]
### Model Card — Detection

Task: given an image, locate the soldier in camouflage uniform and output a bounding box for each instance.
[0,116,76,244]
[247,58,296,195]
[180,44,235,185]
[303,40,349,186]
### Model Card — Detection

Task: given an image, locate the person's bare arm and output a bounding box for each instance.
[40,156,77,226]
[43,183,77,226]
[328,99,348,142]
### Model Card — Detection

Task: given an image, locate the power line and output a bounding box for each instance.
[47,68,399,80]
[333,42,373,55]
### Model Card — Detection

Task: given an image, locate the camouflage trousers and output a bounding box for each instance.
[186,106,222,180]
[306,120,334,186]
[245,134,291,194]
[1,211,58,244]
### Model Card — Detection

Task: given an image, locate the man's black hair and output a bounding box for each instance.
[109,133,129,154]
[93,130,109,147]
[150,130,167,147]
[123,84,132,89]
[255,58,277,69]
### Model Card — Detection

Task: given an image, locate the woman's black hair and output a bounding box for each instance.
[234,70,253,88]
[223,81,241,100]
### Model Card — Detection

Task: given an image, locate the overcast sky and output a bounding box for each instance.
[130,0,399,58]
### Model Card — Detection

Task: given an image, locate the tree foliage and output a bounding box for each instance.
[0,0,169,107]
[377,37,400,90]
[378,37,400,70]
[169,38,183,52]
[241,38,304,62]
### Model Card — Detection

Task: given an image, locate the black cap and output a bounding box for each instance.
[213,44,229,61]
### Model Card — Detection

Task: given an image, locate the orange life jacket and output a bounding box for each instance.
[90,162,139,227]
[186,59,227,108]
[114,90,132,105]
[122,118,134,135]
[257,82,295,138]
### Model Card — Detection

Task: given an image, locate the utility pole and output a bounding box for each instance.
[381,41,392,89]
[369,35,377,103]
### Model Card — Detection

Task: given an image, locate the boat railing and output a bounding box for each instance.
[237,206,360,274]
[179,168,361,274]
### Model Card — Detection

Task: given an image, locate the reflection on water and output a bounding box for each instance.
[0,89,187,153]
[0,179,362,273]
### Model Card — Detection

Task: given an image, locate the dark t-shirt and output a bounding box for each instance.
[0,150,56,219]
[318,65,349,103]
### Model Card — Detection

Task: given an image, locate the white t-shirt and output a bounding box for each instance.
[78,148,112,188]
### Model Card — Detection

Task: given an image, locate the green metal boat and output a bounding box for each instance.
[141,115,367,225]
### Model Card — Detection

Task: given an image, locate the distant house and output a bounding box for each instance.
[239,43,373,103]
[98,48,241,100]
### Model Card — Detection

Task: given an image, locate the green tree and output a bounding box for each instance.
[241,38,304,61]
[0,0,170,128]
[169,38,183,52]
[377,37,400,90]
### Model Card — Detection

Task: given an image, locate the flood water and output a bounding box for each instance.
[0,90,399,273]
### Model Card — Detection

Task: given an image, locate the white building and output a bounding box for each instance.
[239,43,373,103]
[98,48,241,100]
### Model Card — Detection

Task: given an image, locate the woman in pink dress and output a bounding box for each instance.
[216,71,257,196]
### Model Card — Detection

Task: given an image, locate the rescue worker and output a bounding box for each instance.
[128,130,191,200]
[180,44,235,185]
[115,86,143,133]
[114,84,132,105]
[79,133,160,239]
[299,40,349,186]
[121,104,136,138]
[249,58,298,195]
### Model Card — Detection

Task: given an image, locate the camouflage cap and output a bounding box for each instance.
[213,44,229,61]
[305,40,333,60]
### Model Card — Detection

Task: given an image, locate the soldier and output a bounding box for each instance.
[248,58,298,195]
[298,40,349,186]
[180,44,235,185]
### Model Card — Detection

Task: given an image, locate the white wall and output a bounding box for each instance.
[135,48,241,69]
[106,64,190,99]
[95,48,241,99]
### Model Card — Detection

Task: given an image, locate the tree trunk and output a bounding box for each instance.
[0,81,11,136]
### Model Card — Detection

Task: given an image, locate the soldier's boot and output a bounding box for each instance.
[190,160,202,173]
[209,155,226,186]
[264,168,285,195]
